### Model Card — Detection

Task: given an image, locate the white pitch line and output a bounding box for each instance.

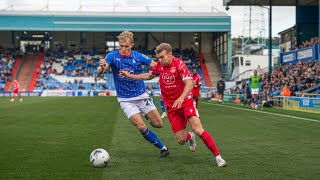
[200,102,320,123]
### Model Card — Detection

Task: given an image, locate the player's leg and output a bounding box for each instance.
[140,97,163,128]
[193,94,199,107]
[255,94,259,109]
[18,92,23,102]
[160,97,167,118]
[186,103,226,167]
[251,90,256,108]
[11,92,16,102]
[120,101,169,158]
[189,116,226,167]
[145,109,163,128]
[166,107,192,147]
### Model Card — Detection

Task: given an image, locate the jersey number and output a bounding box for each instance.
[144,98,152,106]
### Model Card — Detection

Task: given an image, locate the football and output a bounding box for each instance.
[89,148,110,167]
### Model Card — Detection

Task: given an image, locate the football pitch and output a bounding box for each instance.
[0,97,319,180]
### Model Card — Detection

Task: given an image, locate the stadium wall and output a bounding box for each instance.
[1,31,209,52]
[0,31,11,48]
[0,15,231,32]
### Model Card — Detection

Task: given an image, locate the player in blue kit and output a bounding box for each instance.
[98,31,169,158]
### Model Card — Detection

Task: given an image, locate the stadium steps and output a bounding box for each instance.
[13,54,39,91]
[198,53,212,87]
[28,52,44,91]
[4,56,22,91]
[203,53,221,87]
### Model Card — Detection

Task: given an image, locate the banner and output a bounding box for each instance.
[280,44,318,64]
[283,97,320,113]
[40,90,116,97]
[223,94,245,103]
[0,91,42,96]
[281,51,297,63]
[297,45,317,62]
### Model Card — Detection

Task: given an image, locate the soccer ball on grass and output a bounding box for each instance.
[90,148,110,167]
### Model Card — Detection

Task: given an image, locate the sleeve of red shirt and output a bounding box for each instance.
[178,61,191,80]
[149,62,160,77]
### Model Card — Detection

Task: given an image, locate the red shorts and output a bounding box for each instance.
[166,99,199,133]
[192,90,200,100]
[13,89,19,94]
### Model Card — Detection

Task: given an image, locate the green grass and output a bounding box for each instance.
[0,97,319,180]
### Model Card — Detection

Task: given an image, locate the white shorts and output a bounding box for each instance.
[119,98,157,119]
[251,88,259,95]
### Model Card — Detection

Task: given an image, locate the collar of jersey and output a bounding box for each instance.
[119,51,132,58]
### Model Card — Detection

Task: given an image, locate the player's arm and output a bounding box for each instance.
[173,61,193,108]
[97,53,112,77]
[139,53,157,68]
[196,77,202,87]
[173,78,193,108]
[97,59,109,77]
[119,71,156,80]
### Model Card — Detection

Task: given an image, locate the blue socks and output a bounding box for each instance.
[255,99,259,105]
[160,98,166,113]
[141,128,167,150]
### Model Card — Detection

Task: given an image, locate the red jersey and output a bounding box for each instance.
[150,57,192,107]
[13,82,20,90]
[191,74,202,95]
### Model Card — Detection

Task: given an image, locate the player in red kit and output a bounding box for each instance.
[120,43,227,167]
[191,68,202,107]
[11,79,23,102]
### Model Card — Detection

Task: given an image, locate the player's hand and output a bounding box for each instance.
[173,96,184,108]
[99,59,107,70]
[119,70,130,78]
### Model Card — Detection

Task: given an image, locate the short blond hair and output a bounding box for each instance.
[155,43,172,54]
[117,31,134,43]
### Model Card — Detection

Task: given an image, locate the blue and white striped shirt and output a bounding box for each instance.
[105,50,152,98]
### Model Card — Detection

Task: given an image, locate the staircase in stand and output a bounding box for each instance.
[10,54,39,91]
[203,53,221,87]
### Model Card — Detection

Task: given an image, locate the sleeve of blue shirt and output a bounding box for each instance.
[105,53,114,66]
[138,53,152,66]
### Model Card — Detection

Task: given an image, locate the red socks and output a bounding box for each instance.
[200,131,220,157]
[185,132,191,142]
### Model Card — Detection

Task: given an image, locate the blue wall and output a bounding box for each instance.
[296,6,319,45]
[0,15,231,32]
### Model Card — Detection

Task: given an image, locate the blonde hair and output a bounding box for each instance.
[155,43,172,54]
[117,31,134,43]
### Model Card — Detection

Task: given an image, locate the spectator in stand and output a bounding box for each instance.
[281,85,291,97]
[216,77,225,103]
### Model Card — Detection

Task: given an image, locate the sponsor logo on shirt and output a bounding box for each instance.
[162,73,175,85]
[170,67,176,73]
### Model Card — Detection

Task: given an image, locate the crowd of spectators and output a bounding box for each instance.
[289,36,319,51]
[35,49,105,90]
[234,60,320,98]
[34,48,203,91]
[0,48,20,92]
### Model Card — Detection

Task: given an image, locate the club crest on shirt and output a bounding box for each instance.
[162,73,175,85]
[170,67,176,73]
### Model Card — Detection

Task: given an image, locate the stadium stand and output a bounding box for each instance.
[32,48,208,92]
[0,48,20,92]
[233,60,320,97]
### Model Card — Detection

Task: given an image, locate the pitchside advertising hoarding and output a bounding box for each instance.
[0,90,116,97]
[283,97,320,114]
